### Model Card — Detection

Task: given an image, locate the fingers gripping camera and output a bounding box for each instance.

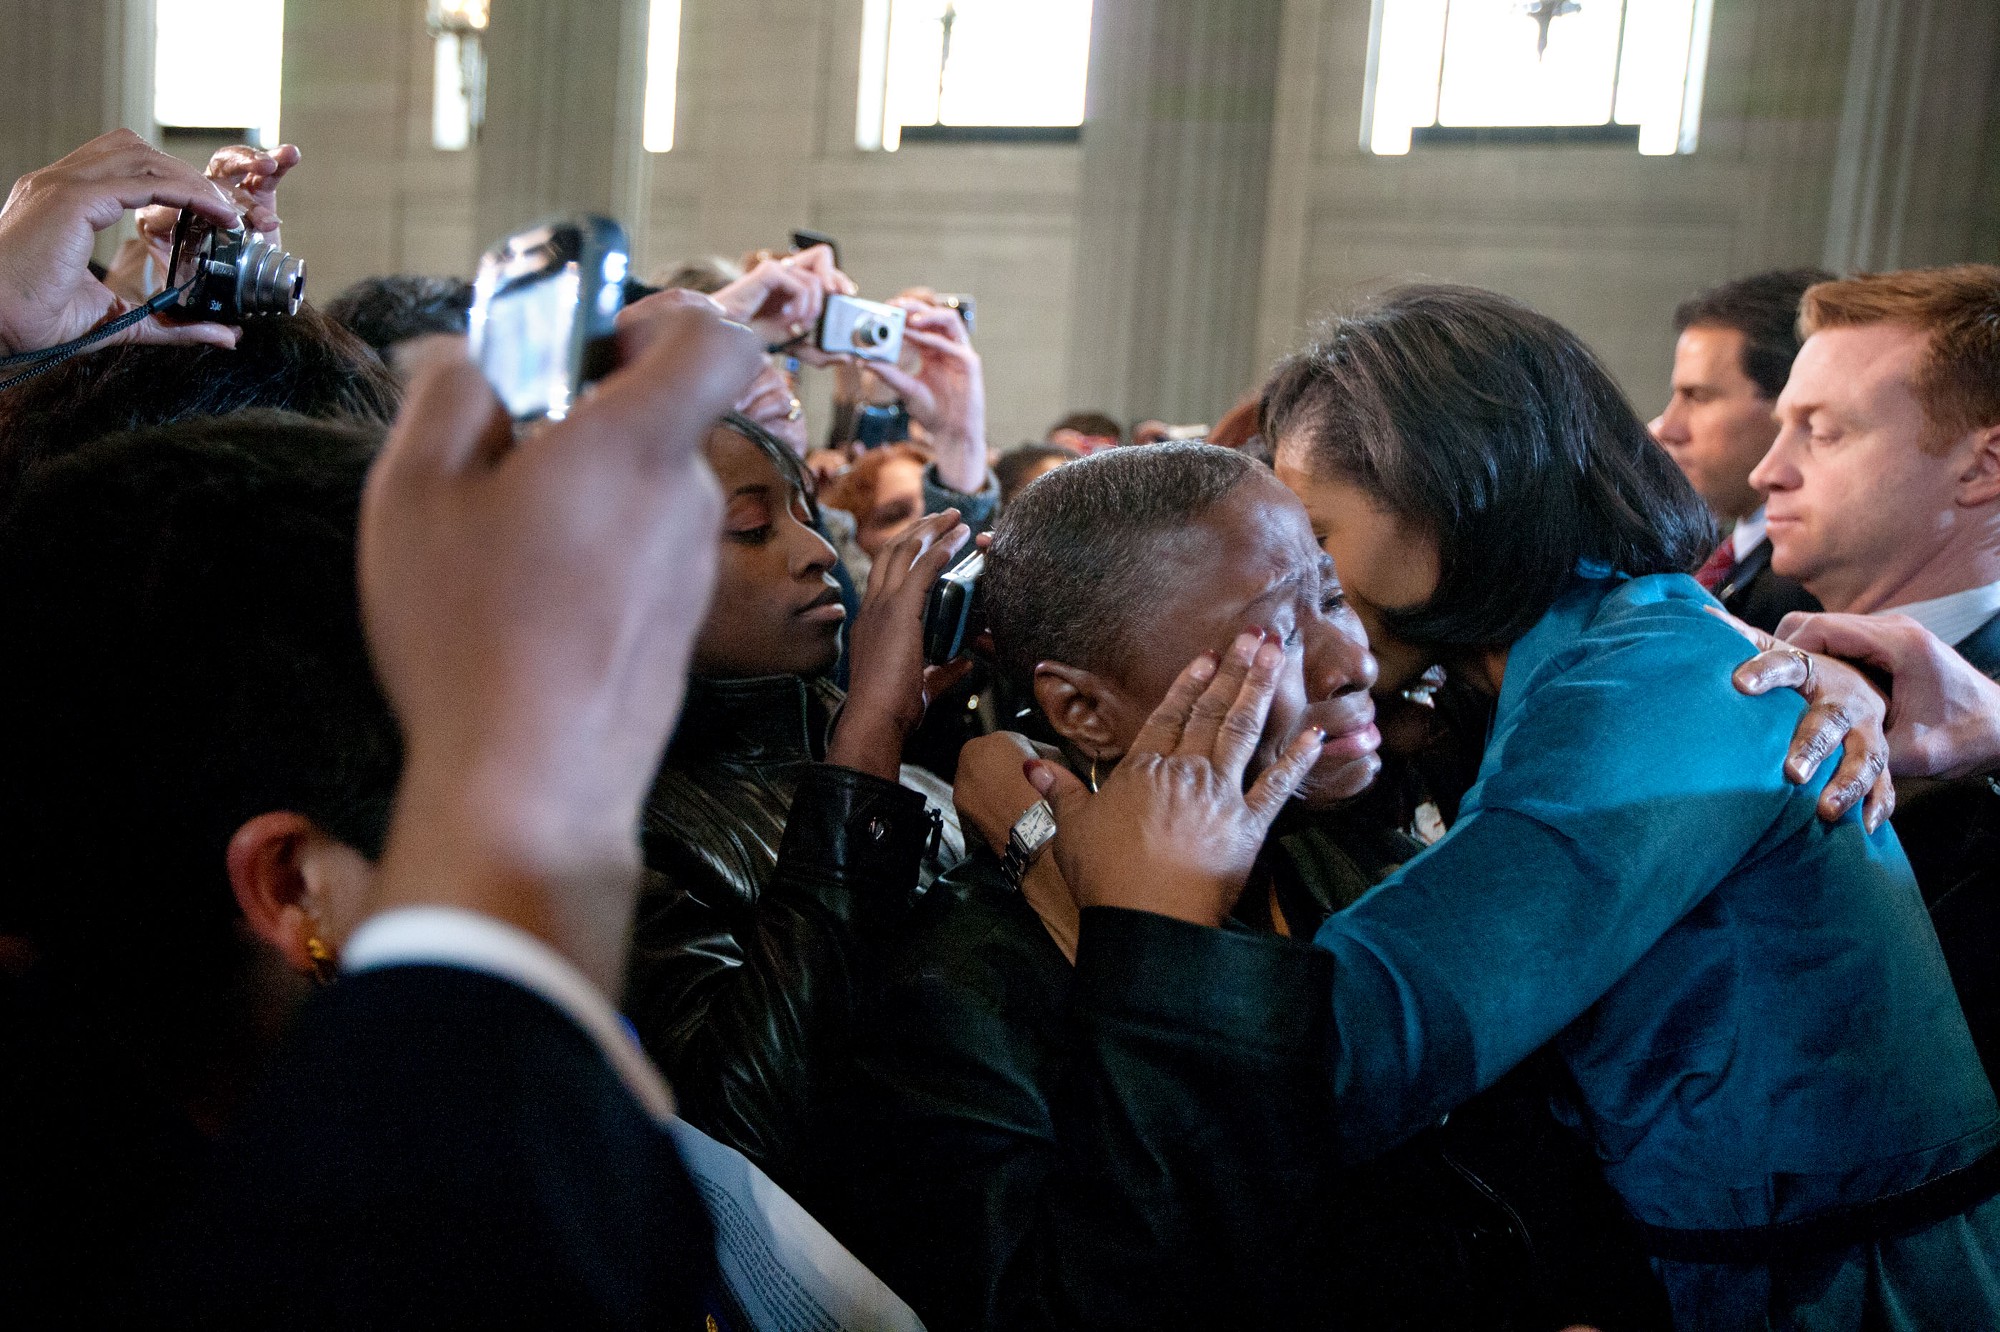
[162,210,305,325]
[817,294,905,364]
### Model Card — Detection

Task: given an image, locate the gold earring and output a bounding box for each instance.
[305,935,337,986]
[1087,755,1101,793]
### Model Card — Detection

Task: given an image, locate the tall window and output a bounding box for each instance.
[643,0,684,152]
[155,0,285,144]
[1362,0,1714,156]
[429,0,488,152]
[857,0,1094,151]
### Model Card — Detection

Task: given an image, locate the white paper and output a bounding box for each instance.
[666,1118,926,1332]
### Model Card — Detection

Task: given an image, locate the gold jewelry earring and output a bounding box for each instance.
[1087,755,1101,793]
[305,934,337,986]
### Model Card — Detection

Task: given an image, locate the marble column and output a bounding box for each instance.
[0,0,151,200]
[1062,0,1287,426]
[474,0,651,243]
[1823,0,2000,271]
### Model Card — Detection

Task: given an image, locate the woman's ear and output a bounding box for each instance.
[225,812,373,976]
[1032,661,1128,762]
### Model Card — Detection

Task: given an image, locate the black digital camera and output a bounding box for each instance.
[923,549,986,665]
[468,216,630,423]
[161,209,306,325]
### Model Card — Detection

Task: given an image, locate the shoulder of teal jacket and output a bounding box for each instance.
[1480,572,1815,816]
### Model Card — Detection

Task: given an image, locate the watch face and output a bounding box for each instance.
[1015,800,1058,852]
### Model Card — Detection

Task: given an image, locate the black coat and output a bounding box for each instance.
[173,966,717,1331]
[627,673,939,1197]
[1892,608,2000,1088]
[831,813,1670,1332]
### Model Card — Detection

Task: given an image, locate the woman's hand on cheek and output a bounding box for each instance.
[1025,630,1326,929]
[827,508,970,781]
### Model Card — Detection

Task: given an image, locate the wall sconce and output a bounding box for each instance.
[429,0,490,150]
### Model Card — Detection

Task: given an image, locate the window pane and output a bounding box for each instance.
[1436,0,1623,128]
[875,0,1092,146]
[1363,0,1709,155]
[155,0,285,142]
[433,34,472,152]
[1613,0,1701,155]
[643,0,684,153]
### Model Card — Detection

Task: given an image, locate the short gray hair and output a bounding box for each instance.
[985,442,1258,689]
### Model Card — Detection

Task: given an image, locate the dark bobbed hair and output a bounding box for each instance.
[1261,284,1715,650]
[0,412,400,973]
[323,274,473,353]
[986,442,1258,690]
[1673,267,1833,399]
[1048,410,1123,442]
[994,441,1081,506]
[0,306,400,498]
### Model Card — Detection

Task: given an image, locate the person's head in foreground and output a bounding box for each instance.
[0,412,398,1067]
[1751,264,2000,615]
[1653,267,1830,522]
[1262,284,1716,696]
[0,306,400,499]
[985,441,1384,809]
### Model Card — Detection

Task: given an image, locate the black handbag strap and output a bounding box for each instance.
[1638,1145,2000,1265]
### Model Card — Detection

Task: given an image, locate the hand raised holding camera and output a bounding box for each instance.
[713,244,856,356]
[359,293,763,990]
[827,509,974,782]
[870,299,989,493]
[0,129,242,357]
[108,142,303,302]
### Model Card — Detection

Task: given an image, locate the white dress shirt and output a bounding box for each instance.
[1730,508,1769,565]
[1880,578,2000,648]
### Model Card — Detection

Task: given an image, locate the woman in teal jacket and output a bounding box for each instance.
[1041,285,1999,1330]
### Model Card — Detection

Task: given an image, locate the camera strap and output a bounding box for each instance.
[0,281,194,393]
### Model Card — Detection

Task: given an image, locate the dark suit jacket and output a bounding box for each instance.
[1894,607,2000,1088]
[173,965,718,1332]
[1716,537,1820,634]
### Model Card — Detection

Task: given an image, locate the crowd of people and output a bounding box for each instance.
[1,128,1998,1332]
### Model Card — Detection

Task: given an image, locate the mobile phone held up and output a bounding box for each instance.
[469,216,630,423]
[923,549,986,666]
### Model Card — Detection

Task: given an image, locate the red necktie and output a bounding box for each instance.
[1694,539,1737,592]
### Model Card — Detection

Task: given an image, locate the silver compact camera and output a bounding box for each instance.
[162,209,306,325]
[468,216,629,423]
[817,294,905,364]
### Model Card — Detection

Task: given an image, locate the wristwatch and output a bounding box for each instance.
[1001,799,1058,889]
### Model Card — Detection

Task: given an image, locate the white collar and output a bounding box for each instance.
[1879,578,2000,648]
[1730,508,1768,564]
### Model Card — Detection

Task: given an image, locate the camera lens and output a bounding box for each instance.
[852,316,887,348]
[236,234,306,318]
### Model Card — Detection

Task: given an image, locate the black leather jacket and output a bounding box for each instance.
[625,674,941,1196]
[832,810,1668,1332]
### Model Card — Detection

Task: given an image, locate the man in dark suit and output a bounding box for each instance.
[173,293,770,1330]
[1651,269,1828,632]
[1751,264,2000,1084]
